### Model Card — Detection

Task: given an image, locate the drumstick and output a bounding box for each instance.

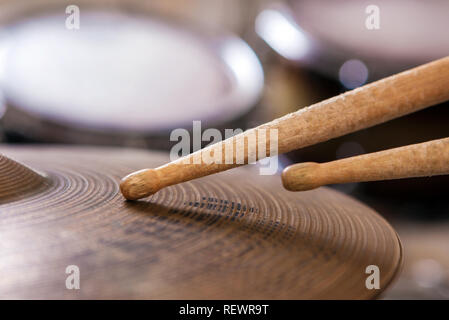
[120,56,449,200]
[282,137,449,191]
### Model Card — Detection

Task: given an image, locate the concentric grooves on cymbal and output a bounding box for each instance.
[0,146,402,299]
[0,153,49,203]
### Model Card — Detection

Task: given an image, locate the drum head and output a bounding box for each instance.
[0,4,263,135]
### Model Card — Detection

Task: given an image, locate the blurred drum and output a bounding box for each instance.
[0,0,263,148]
[257,0,449,80]
[255,0,449,201]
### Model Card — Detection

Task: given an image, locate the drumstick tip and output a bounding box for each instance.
[282,162,321,191]
[120,169,161,200]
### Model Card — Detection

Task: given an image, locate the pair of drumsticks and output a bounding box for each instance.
[120,56,449,200]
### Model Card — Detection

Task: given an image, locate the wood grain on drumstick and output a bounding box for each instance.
[121,56,449,200]
[282,137,449,191]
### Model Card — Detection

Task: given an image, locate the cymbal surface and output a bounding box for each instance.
[0,146,402,299]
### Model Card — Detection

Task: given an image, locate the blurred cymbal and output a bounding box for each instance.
[0,145,402,299]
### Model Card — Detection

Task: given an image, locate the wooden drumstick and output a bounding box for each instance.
[282,137,449,191]
[120,56,449,200]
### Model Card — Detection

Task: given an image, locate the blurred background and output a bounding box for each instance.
[0,0,448,299]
